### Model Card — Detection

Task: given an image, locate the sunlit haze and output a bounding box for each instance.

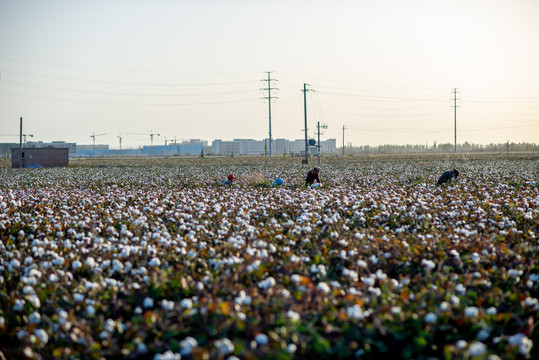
[1,0,538,149]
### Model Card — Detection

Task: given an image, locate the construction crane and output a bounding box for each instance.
[90,132,106,147]
[162,136,179,146]
[125,131,160,147]
[117,134,122,150]
[0,134,33,142]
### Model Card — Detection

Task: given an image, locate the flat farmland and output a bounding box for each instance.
[0,155,538,359]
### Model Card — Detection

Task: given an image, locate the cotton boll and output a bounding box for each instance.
[255,333,269,346]
[424,313,437,324]
[34,329,49,344]
[28,312,41,324]
[144,297,154,308]
[468,342,486,357]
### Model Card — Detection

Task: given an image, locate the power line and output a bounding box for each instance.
[0,90,260,106]
[0,68,260,87]
[1,79,259,97]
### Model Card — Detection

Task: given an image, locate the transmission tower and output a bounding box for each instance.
[261,72,278,157]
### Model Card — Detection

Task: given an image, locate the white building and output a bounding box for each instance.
[211,138,337,156]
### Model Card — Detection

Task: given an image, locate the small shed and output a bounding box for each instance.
[11,147,69,168]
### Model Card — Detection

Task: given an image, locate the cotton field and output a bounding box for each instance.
[0,155,537,359]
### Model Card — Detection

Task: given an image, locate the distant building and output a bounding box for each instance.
[76,144,109,151]
[180,139,208,146]
[26,141,77,153]
[210,138,337,156]
[11,147,69,168]
[142,144,203,156]
[0,143,18,156]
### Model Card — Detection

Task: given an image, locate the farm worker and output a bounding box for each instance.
[437,169,459,185]
[305,167,321,187]
[272,178,284,187]
[220,174,236,186]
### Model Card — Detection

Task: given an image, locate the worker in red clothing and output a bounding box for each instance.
[220,174,236,186]
[305,167,321,186]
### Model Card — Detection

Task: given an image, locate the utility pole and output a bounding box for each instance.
[452,88,459,154]
[261,71,278,157]
[316,121,328,166]
[342,125,346,156]
[302,83,314,164]
[150,131,160,149]
[117,135,122,150]
[19,117,23,168]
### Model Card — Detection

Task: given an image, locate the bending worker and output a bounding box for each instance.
[305,167,321,186]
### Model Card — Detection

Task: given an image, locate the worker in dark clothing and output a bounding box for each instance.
[437,169,459,185]
[305,167,321,186]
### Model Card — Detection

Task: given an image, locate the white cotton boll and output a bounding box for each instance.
[104,319,116,332]
[346,304,364,320]
[17,329,28,339]
[148,257,161,267]
[255,333,269,346]
[421,259,436,271]
[144,297,154,308]
[424,313,437,324]
[179,336,198,356]
[391,307,401,315]
[357,259,368,269]
[52,257,65,266]
[58,310,68,325]
[71,260,82,270]
[486,307,497,315]
[22,286,35,295]
[456,340,467,350]
[508,269,523,278]
[85,257,95,268]
[362,277,375,287]
[471,252,480,264]
[13,299,25,312]
[286,310,300,322]
[464,306,479,318]
[134,307,143,315]
[468,342,486,357]
[455,284,466,295]
[74,293,85,302]
[161,300,175,311]
[215,338,235,356]
[476,329,490,341]
[86,305,96,317]
[316,282,331,293]
[440,301,450,311]
[34,329,49,344]
[0,316,5,327]
[27,294,40,308]
[180,298,193,309]
[508,333,533,355]
[28,312,41,324]
[286,343,297,353]
[258,277,276,290]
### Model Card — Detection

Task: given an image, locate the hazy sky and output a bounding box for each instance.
[1,0,538,149]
